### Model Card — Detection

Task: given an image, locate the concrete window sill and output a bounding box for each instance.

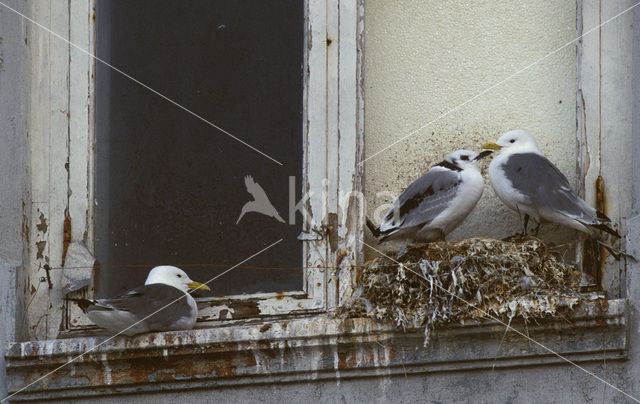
[5,298,627,402]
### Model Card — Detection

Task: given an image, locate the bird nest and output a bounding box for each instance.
[340,237,594,345]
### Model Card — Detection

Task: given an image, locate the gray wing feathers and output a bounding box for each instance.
[381,169,461,232]
[502,153,597,222]
[401,182,460,229]
[92,284,192,329]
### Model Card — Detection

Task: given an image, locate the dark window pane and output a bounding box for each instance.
[94,0,304,298]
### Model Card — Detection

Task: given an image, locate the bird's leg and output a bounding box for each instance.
[521,214,530,237]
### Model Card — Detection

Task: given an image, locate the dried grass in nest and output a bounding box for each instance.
[341,237,589,345]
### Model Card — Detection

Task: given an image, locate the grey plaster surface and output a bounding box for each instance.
[0,0,28,398]
[47,364,638,404]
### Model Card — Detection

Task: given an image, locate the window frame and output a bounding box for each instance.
[575,0,631,295]
[22,0,364,338]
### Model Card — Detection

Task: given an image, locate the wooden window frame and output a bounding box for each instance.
[575,0,633,296]
[22,0,364,339]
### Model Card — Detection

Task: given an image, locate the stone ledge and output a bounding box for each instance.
[5,298,627,402]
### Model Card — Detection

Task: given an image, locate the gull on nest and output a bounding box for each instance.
[367,149,492,243]
[482,129,620,239]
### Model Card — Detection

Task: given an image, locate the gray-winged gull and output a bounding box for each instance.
[482,129,620,238]
[367,149,492,243]
[76,265,210,336]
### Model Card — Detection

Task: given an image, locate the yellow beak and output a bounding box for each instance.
[482,142,502,150]
[188,281,211,291]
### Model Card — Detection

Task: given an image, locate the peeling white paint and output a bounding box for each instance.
[103,360,112,385]
[5,299,629,400]
[25,1,98,340]
[206,304,235,320]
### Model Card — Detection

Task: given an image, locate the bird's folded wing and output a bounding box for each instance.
[502,153,597,222]
[381,169,461,231]
[91,284,192,328]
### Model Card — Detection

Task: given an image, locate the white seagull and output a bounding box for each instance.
[75,266,210,336]
[482,129,619,238]
[236,175,285,224]
[367,149,492,243]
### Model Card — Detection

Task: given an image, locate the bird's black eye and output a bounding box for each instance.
[460,155,469,161]
[509,139,515,143]
[177,274,182,278]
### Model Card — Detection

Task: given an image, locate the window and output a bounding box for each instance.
[40,0,364,333]
[93,0,304,298]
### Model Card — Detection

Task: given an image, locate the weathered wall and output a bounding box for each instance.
[3,1,640,403]
[363,0,577,243]
[37,364,638,404]
[635,1,640,219]
[0,1,29,398]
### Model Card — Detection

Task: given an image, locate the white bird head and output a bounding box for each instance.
[482,129,540,153]
[144,265,211,293]
[444,149,490,170]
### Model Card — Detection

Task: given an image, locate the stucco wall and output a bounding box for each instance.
[363,1,577,243]
[0,1,28,398]
[35,365,637,404]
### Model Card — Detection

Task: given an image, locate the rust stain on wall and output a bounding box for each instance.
[336,248,347,267]
[337,350,357,369]
[595,176,606,216]
[62,214,71,266]
[259,323,272,333]
[57,346,261,387]
[581,176,609,290]
[594,175,609,275]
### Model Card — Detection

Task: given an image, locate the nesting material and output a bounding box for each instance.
[344,237,591,344]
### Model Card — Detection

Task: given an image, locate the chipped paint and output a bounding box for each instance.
[5,300,628,401]
[327,212,339,252]
[34,241,46,260]
[199,299,260,321]
[35,212,47,234]
[205,304,235,320]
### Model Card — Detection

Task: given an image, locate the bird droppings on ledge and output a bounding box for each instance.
[339,237,604,345]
